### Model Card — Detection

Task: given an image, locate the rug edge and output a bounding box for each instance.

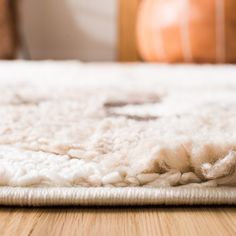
[0,187,235,206]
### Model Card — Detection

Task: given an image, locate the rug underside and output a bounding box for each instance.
[0,62,235,205]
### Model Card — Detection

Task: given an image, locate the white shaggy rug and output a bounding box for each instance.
[0,61,235,205]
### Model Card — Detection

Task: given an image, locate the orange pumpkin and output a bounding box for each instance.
[136,0,236,63]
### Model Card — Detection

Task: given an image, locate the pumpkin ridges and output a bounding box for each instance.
[149,0,167,62]
[189,0,217,63]
[137,0,236,63]
[136,0,155,61]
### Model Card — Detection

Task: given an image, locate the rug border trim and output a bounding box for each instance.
[0,187,235,206]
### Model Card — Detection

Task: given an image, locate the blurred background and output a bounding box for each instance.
[1,0,236,63]
[0,0,118,61]
[20,0,117,61]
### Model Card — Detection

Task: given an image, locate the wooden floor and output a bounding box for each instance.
[0,207,235,236]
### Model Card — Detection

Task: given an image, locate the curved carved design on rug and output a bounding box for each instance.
[0,72,235,188]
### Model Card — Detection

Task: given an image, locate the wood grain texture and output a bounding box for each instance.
[118,0,141,61]
[0,207,235,236]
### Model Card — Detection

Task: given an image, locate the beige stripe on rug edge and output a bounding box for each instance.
[0,187,235,206]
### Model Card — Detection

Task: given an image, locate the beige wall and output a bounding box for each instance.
[20,0,117,61]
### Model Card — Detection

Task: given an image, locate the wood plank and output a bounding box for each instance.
[118,0,141,61]
[0,207,235,236]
